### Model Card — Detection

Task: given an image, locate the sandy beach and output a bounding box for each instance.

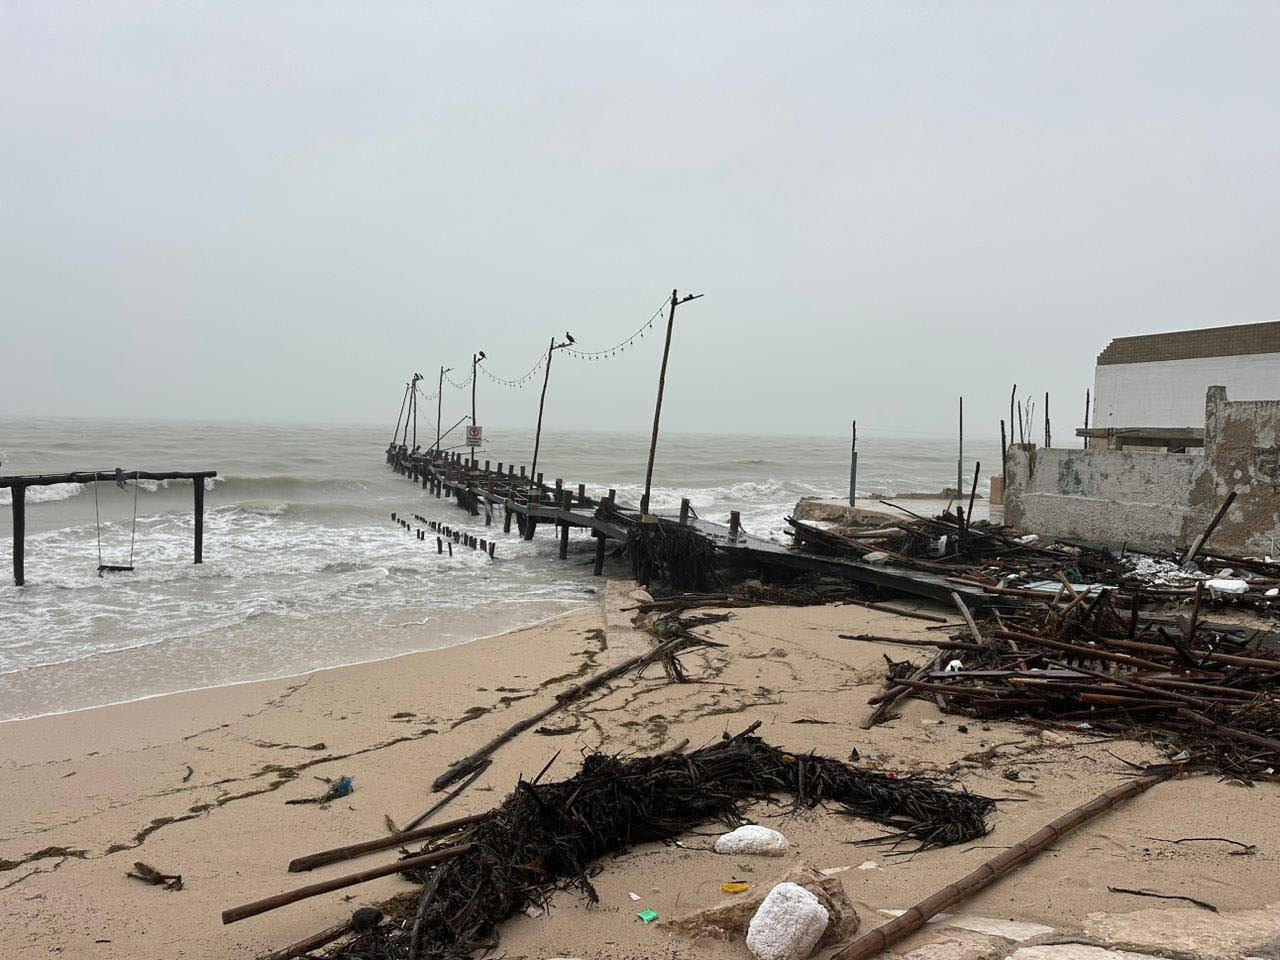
[3,581,1278,960]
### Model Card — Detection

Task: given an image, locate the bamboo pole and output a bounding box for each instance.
[221,845,473,925]
[832,770,1172,960]
[288,812,489,873]
[260,908,382,960]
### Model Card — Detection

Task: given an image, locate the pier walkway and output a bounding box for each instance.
[385,444,991,606]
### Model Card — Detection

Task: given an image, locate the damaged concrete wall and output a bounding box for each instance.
[1006,387,1280,554]
[1184,386,1280,556]
[1004,444,1200,550]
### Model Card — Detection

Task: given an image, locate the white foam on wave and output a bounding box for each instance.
[0,482,86,506]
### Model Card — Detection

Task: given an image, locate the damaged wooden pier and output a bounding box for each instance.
[385,444,992,606]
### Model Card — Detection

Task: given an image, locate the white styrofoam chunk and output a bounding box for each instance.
[714,824,789,857]
[1206,578,1249,594]
[746,882,830,960]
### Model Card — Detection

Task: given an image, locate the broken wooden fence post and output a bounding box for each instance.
[679,498,690,525]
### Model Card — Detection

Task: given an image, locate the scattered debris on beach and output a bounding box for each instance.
[860,586,1280,777]
[125,861,183,891]
[234,726,994,960]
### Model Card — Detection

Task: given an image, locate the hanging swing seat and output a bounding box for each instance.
[95,469,140,576]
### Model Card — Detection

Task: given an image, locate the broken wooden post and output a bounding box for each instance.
[559,490,572,560]
[12,483,25,587]
[577,482,586,505]
[729,510,741,540]
[679,497,690,525]
[194,479,204,564]
[593,533,606,576]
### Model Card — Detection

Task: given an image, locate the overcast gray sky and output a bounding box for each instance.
[3,2,1277,439]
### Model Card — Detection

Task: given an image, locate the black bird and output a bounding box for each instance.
[565,331,575,344]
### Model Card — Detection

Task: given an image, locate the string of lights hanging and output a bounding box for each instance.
[424,292,673,398]
[478,351,547,389]
[562,294,672,361]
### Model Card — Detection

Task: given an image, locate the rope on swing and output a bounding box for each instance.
[95,469,141,575]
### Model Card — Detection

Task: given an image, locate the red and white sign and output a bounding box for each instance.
[466,425,483,446]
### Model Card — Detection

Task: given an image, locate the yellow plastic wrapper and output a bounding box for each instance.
[721,882,749,894]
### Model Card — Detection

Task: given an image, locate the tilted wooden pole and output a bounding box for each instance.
[221,844,472,925]
[641,291,679,517]
[391,382,410,446]
[1182,490,1238,565]
[435,366,447,454]
[641,290,702,516]
[831,769,1173,960]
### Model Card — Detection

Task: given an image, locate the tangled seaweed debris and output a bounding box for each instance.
[318,726,993,960]
[866,586,1280,777]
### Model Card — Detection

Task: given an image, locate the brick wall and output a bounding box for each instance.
[1097,320,1280,365]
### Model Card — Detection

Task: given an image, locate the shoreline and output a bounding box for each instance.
[0,602,596,726]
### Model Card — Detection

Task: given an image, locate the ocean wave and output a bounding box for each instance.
[0,483,86,506]
[216,475,372,495]
[216,499,291,517]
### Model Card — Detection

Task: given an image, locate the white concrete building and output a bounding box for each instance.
[1093,319,1280,429]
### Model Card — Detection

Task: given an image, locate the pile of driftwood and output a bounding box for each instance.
[302,727,993,960]
[789,507,1280,615]
[623,520,718,590]
[857,585,1280,776]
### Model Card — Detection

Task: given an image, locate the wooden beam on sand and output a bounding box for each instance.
[832,770,1173,960]
[222,845,472,925]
